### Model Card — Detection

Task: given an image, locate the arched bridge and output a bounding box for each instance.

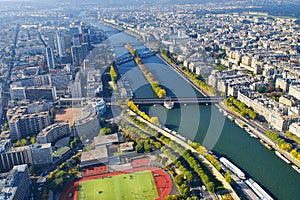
[115,50,157,65]
[131,97,225,105]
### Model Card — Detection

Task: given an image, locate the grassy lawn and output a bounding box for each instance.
[77,170,158,200]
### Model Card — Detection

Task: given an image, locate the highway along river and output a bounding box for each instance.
[91,20,300,200]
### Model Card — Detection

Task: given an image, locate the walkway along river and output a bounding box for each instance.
[89,20,300,200]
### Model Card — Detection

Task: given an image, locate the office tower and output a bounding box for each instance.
[45,47,55,70]
[0,164,30,199]
[73,33,83,46]
[71,43,89,66]
[56,29,66,58]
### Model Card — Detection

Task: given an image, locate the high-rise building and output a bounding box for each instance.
[0,146,32,173]
[0,164,30,199]
[45,47,55,70]
[37,122,70,144]
[71,43,89,66]
[10,87,26,101]
[73,33,83,46]
[8,111,51,141]
[0,142,53,172]
[56,29,66,58]
[25,86,57,101]
[30,143,53,167]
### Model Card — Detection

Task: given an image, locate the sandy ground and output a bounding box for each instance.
[55,108,84,126]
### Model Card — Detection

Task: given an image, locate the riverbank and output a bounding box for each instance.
[156,53,209,97]
[217,103,300,168]
[89,19,300,199]
[127,110,240,200]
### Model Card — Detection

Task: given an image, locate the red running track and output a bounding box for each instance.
[131,158,150,167]
[82,165,108,177]
[59,167,172,200]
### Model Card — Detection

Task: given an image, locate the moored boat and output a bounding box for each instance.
[292,165,300,173]
[275,151,291,164]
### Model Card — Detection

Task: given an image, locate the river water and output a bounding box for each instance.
[91,20,300,200]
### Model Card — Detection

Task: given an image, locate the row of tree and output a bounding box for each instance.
[124,112,225,194]
[125,43,167,98]
[224,96,257,120]
[179,66,217,96]
[109,64,118,89]
[265,130,292,151]
[125,43,138,57]
[13,135,36,147]
[46,153,81,192]
[127,100,160,125]
[266,130,300,160]
[285,131,300,145]
[160,49,182,65]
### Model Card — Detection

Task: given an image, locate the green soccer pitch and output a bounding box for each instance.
[77,170,159,200]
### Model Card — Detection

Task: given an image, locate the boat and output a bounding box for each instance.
[223,111,228,116]
[249,133,258,139]
[227,114,235,121]
[234,119,244,129]
[245,178,274,200]
[260,140,272,150]
[163,101,174,110]
[163,97,174,110]
[245,128,258,138]
[275,151,291,164]
[219,157,246,179]
[292,165,300,173]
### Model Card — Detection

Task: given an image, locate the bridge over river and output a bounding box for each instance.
[131,97,225,105]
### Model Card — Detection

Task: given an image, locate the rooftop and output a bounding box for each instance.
[94,133,119,146]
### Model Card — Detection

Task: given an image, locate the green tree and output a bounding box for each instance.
[70,137,79,149]
[206,181,215,192]
[143,142,152,153]
[99,127,113,135]
[224,171,233,184]
[135,142,144,153]
[30,136,36,144]
[174,174,185,185]
[2,123,9,131]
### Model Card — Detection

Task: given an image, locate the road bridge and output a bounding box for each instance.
[131,97,224,105]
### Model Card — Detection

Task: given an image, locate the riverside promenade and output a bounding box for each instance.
[132,113,240,200]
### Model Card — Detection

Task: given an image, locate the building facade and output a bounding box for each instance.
[37,122,70,144]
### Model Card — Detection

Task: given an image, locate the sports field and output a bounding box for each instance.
[77,170,159,200]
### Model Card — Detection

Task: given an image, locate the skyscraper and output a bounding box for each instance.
[71,43,89,66]
[56,29,66,58]
[45,46,55,70]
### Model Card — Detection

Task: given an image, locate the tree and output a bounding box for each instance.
[70,137,79,149]
[206,181,215,192]
[179,183,190,197]
[150,117,160,126]
[143,142,152,153]
[174,174,185,185]
[54,177,64,189]
[99,127,113,135]
[135,141,144,153]
[30,136,36,144]
[224,171,233,184]
[2,123,9,131]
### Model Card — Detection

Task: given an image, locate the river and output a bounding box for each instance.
[90,20,300,200]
